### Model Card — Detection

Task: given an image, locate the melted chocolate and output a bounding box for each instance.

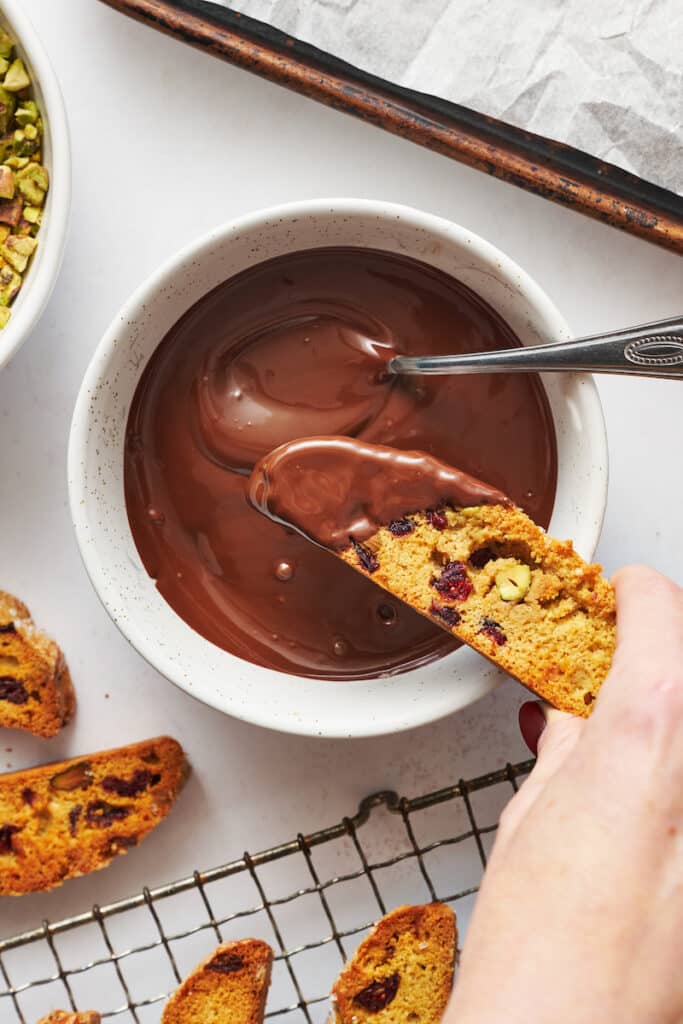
[125,247,557,680]
[250,436,510,548]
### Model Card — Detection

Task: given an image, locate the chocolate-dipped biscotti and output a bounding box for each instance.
[330,904,457,1023]
[250,437,616,716]
[0,589,74,737]
[0,736,188,895]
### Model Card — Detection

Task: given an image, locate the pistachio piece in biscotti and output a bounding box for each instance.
[495,563,532,602]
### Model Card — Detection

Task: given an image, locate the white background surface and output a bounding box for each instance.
[1,0,682,962]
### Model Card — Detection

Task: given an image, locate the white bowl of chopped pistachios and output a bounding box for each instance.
[0,1,70,370]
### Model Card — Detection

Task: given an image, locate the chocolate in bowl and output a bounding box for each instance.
[124,247,557,680]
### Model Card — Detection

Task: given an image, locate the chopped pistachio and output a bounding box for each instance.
[0,260,21,303]
[15,100,38,126]
[0,195,22,225]
[16,162,47,205]
[0,232,37,272]
[0,87,15,135]
[12,128,38,158]
[495,564,532,602]
[0,31,13,60]
[3,59,30,93]
[0,30,48,316]
[22,205,40,225]
[0,165,13,199]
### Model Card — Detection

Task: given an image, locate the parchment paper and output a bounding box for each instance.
[226,0,683,196]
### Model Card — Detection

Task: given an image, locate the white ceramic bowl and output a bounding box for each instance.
[69,199,608,738]
[0,1,70,371]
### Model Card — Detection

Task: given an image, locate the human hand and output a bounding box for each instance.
[446,565,683,1024]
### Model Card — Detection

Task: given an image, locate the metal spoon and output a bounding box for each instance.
[389,315,683,379]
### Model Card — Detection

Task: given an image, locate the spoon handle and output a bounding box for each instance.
[389,315,683,379]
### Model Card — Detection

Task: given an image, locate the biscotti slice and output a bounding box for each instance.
[0,736,188,896]
[0,590,75,737]
[249,437,616,717]
[36,1013,100,1024]
[162,939,273,1024]
[339,502,616,716]
[330,904,457,1023]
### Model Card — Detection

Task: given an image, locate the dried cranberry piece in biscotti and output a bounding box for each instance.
[426,509,448,531]
[352,539,379,573]
[101,769,161,798]
[0,823,21,853]
[430,602,461,626]
[85,800,132,828]
[389,518,415,536]
[208,952,245,974]
[479,617,507,646]
[0,677,29,704]
[431,561,473,602]
[354,973,400,1011]
[68,805,82,836]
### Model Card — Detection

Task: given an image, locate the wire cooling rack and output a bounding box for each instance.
[0,759,533,1023]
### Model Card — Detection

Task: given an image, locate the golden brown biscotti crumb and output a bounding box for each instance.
[162,939,273,1024]
[0,737,188,896]
[0,589,75,737]
[36,1013,100,1024]
[340,504,616,716]
[331,904,457,1023]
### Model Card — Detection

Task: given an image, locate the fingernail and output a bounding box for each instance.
[518,701,547,755]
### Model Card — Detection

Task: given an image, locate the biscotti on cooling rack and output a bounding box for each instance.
[330,904,457,1023]
[162,939,273,1024]
[36,1013,100,1024]
[0,736,188,896]
[0,589,75,737]
[339,503,616,716]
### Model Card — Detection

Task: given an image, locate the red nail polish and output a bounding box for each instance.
[519,702,546,755]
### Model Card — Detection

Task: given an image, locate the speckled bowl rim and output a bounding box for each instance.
[68,199,608,738]
[0,0,71,371]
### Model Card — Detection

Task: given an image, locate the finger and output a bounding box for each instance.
[501,703,584,841]
[598,565,683,710]
[526,706,583,788]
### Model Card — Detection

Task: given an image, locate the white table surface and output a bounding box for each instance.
[1,0,682,962]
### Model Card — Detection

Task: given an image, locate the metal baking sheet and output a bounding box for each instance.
[100,0,683,253]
